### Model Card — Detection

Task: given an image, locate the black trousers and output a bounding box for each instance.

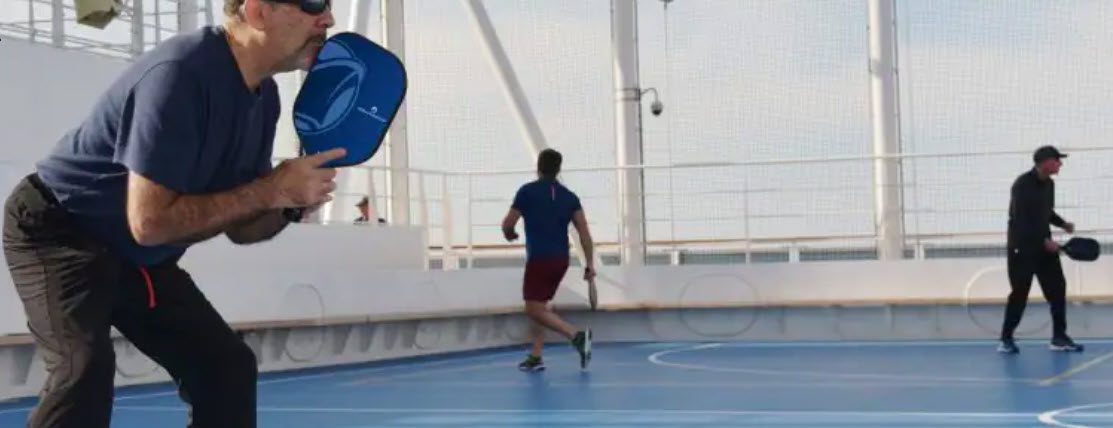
[2,173,257,428]
[1001,246,1068,340]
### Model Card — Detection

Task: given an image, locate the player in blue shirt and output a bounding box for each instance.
[501,148,595,371]
[1,1,341,426]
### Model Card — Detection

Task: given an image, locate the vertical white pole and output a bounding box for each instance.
[349,0,373,35]
[51,0,63,47]
[204,0,213,26]
[441,175,454,270]
[154,0,161,43]
[612,0,646,267]
[342,0,376,220]
[367,168,380,221]
[131,0,145,57]
[465,174,474,268]
[28,0,36,43]
[178,0,198,33]
[868,0,905,261]
[383,0,411,225]
[417,173,428,234]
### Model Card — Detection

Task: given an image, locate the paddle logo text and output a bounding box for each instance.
[357,106,388,123]
[293,39,384,135]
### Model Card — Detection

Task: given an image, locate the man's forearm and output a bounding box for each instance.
[226,210,290,244]
[1050,211,1066,228]
[579,235,594,266]
[133,178,274,246]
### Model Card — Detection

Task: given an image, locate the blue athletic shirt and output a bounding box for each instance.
[511,178,582,260]
[34,26,280,266]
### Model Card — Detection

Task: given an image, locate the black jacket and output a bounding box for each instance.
[1007,168,1065,253]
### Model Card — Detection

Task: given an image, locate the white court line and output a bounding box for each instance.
[336,380,1054,389]
[647,343,1049,384]
[111,405,1036,419]
[648,341,1113,387]
[1038,350,1113,386]
[709,338,1113,349]
[1039,402,1113,428]
[0,348,526,416]
[341,361,643,386]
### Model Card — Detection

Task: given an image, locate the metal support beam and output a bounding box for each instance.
[611,0,646,266]
[461,0,547,157]
[383,0,410,225]
[868,0,905,261]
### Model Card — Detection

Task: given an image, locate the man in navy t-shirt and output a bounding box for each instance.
[501,148,596,372]
[1,1,344,426]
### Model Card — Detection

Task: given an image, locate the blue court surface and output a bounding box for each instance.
[4,339,1113,427]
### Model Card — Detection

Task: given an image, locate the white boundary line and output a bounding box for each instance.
[647,343,1040,383]
[110,405,1037,419]
[323,379,1106,389]
[706,339,1113,349]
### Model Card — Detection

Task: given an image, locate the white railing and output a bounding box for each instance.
[284,146,1113,268]
[1,0,214,59]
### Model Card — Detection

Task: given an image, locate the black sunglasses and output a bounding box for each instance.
[269,0,330,15]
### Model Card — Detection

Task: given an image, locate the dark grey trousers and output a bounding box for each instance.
[2,173,257,428]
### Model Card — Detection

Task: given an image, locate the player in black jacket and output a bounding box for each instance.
[998,145,1084,354]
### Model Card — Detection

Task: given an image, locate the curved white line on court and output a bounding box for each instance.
[647,343,1045,384]
[964,265,1051,336]
[1038,402,1113,428]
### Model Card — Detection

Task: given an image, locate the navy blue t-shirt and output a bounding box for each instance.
[35,26,280,266]
[511,178,582,260]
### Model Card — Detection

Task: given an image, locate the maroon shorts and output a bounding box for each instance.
[522,257,570,302]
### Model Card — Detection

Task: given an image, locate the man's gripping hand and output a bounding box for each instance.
[263,148,347,208]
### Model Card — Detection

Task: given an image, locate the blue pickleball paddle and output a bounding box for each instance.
[283,32,406,222]
[293,31,407,168]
